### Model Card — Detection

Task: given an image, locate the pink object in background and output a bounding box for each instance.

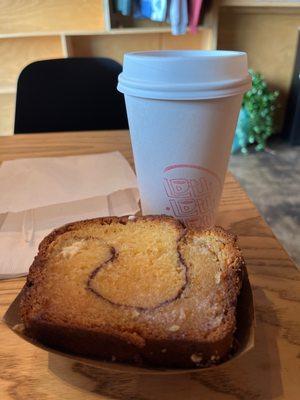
[188,0,203,34]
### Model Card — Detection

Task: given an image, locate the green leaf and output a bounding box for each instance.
[240,69,279,151]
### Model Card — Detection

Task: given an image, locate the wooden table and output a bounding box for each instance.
[0,131,299,400]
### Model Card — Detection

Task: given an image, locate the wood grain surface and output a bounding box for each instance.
[221,1,300,7]
[218,9,300,128]
[0,0,105,35]
[0,36,64,88]
[0,93,15,136]
[0,131,300,400]
[69,29,211,63]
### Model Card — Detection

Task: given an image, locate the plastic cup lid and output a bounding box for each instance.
[118,50,252,100]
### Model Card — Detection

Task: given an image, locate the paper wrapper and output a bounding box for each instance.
[0,152,139,277]
[3,274,254,375]
[0,152,138,213]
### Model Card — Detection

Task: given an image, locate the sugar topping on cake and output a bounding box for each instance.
[168,325,180,332]
[191,353,203,363]
[61,240,86,258]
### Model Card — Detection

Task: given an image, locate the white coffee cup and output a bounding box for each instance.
[118,50,251,229]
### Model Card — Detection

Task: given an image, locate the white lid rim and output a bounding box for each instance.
[117,77,252,100]
[118,74,251,92]
[124,50,248,60]
[118,50,251,100]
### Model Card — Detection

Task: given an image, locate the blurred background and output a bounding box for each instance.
[0,0,299,265]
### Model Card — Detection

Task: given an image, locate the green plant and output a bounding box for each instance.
[242,69,279,152]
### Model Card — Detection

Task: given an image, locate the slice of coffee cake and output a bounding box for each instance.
[21,215,244,368]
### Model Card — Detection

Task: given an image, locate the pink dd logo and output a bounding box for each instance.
[164,179,191,198]
[163,164,222,229]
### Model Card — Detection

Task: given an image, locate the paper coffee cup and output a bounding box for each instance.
[118,50,251,229]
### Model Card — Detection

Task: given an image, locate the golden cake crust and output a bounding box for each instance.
[21,215,244,368]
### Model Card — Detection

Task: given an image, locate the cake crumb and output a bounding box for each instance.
[179,308,186,320]
[111,355,116,362]
[215,272,221,284]
[132,310,140,318]
[13,323,25,334]
[61,240,85,258]
[128,215,136,221]
[191,353,203,363]
[210,355,220,361]
[161,348,167,353]
[168,325,180,332]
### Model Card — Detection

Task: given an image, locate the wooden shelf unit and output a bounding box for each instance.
[221,1,300,7]
[0,0,218,136]
[0,0,106,35]
[218,1,300,131]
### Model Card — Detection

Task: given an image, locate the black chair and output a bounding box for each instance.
[14,58,128,134]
